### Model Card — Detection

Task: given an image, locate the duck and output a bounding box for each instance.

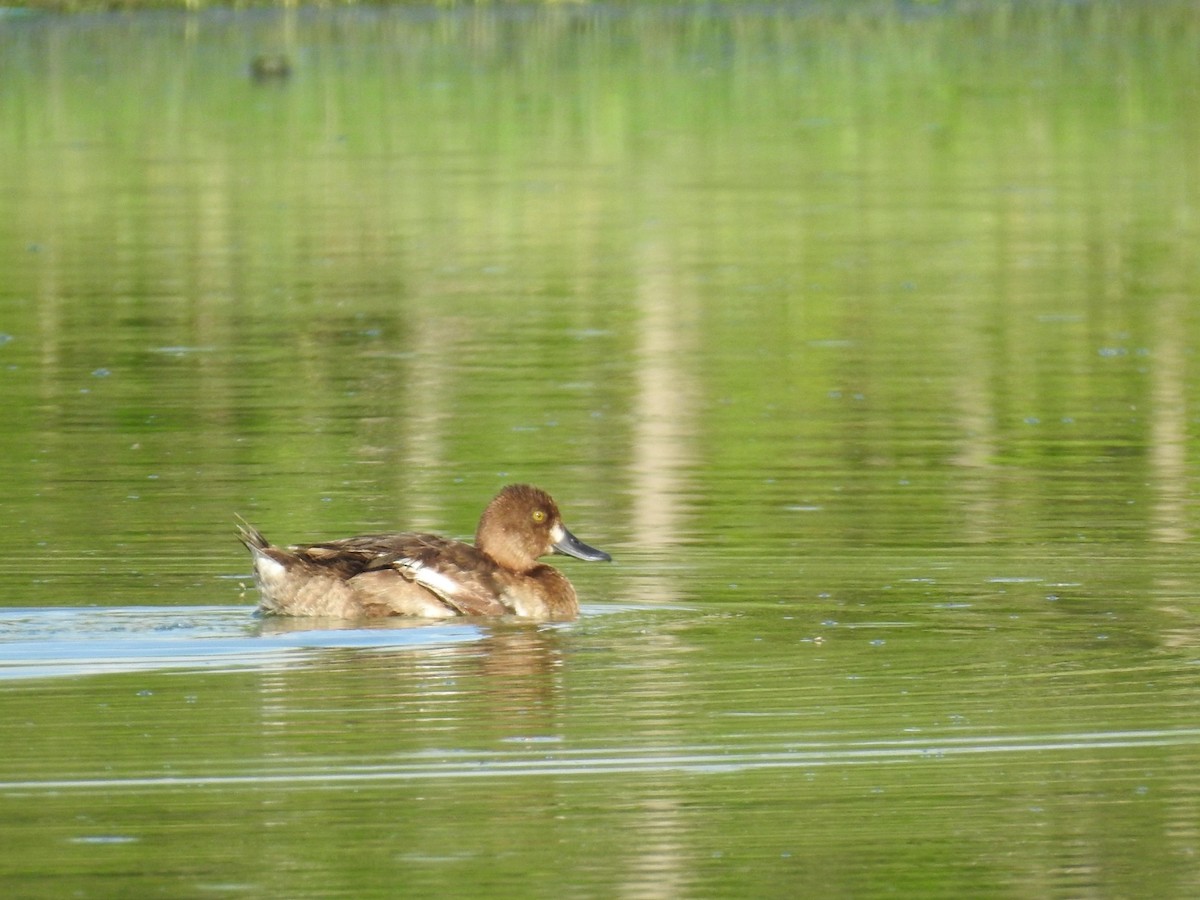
[237,484,611,620]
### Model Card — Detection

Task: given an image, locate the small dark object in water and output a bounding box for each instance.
[250,54,292,82]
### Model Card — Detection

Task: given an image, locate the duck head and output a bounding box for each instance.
[475,484,611,573]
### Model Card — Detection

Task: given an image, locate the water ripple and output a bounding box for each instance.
[0,604,649,680]
[3,728,1196,793]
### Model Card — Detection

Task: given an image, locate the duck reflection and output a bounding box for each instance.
[252,621,570,746]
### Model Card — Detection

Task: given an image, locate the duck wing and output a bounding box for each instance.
[381,539,511,617]
[285,533,437,578]
[295,533,510,617]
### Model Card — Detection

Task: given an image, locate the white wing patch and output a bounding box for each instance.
[395,557,460,599]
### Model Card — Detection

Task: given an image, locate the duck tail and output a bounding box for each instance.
[235,514,269,553]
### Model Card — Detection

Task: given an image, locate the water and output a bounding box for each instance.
[2,2,1200,896]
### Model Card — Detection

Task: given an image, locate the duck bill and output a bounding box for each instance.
[551,525,612,562]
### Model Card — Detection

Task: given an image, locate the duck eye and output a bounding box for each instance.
[531,509,546,524]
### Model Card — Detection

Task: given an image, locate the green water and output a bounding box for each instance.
[2,2,1200,897]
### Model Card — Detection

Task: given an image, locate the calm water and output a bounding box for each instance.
[2,2,1200,896]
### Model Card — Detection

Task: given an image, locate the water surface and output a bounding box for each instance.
[2,2,1199,897]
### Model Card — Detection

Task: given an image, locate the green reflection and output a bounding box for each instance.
[1,5,1200,896]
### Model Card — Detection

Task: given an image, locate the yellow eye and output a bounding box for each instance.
[531,509,546,524]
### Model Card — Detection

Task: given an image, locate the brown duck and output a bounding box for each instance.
[238,484,610,620]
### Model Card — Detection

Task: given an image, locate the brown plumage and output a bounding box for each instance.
[237,484,610,620]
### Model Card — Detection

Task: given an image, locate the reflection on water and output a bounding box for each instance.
[0,605,657,682]
[3,599,1199,897]
[0,605,484,680]
[628,225,700,607]
[1150,293,1190,545]
[2,2,1200,898]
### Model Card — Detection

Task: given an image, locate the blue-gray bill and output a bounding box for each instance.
[553,528,611,562]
